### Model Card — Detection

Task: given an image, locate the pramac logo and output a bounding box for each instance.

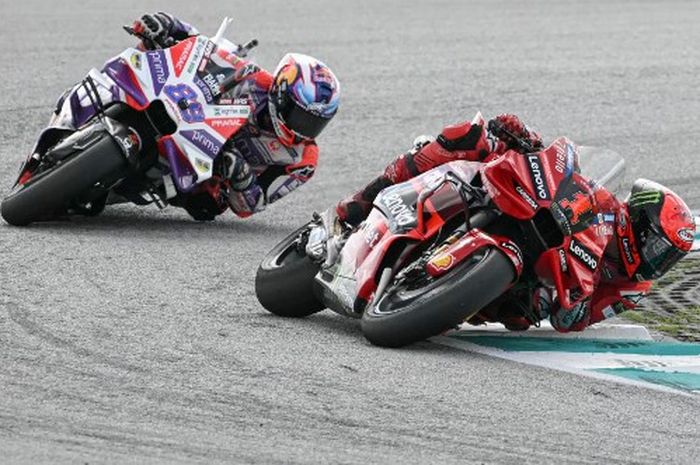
[170,38,196,77]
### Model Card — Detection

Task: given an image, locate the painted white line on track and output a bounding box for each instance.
[432,323,700,396]
[432,335,696,396]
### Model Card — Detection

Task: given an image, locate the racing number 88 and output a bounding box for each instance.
[164,84,205,123]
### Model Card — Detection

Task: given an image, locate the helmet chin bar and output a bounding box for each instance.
[268,100,301,146]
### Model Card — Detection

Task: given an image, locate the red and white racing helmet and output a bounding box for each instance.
[619,179,695,281]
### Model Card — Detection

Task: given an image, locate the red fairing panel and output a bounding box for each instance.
[481,137,578,220]
[483,137,619,309]
[536,183,619,309]
[425,229,523,280]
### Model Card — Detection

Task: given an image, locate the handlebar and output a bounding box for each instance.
[487,119,538,154]
[122,25,174,49]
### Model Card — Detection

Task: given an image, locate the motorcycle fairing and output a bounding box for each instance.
[425,230,524,280]
[319,161,484,316]
[482,137,617,308]
[102,36,251,192]
[35,36,251,194]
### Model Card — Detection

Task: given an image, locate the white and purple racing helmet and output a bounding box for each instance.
[269,53,340,146]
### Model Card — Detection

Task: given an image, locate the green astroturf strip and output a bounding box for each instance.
[592,368,700,392]
[448,335,700,356]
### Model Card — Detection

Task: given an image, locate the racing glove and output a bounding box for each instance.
[223,151,256,191]
[131,12,198,49]
[487,114,543,152]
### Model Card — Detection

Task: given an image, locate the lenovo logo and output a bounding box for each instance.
[569,239,598,271]
[527,154,550,200]
[621,237,635,264]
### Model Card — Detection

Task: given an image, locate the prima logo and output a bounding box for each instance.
[181,129,222,158]
[568,239,598,271]
[527,154,550,200]
[147,51,169,95]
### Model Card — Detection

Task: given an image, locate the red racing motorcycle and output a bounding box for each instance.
[255,136,625,347]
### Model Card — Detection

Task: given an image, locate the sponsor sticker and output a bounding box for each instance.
[130,52,142,70]
[180,129,222,158]
[171,38,195,77]
[212,105,251,118]
[515,185,539,210]
[430,253,455,271]
[381,192,416,228]
[621,237,636,265]
[194,158,211,173]
[677,228,694,244]
[527,154,551,200]
[568,238,598,271]
[500,241,523,268]
[558,248,569,273]
[146,50,169,96]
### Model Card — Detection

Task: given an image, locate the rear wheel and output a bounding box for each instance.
[1,134,127,226]
[255,223,325,317]
[361,247,515,348]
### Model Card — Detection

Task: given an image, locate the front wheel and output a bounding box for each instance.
[255,223,325,317]
[1,134,127,226]
[361,247,515,348]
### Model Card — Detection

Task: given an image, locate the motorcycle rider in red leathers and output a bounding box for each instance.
[335,112,696,333]
[49,12,340,221]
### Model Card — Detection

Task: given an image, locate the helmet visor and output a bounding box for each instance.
[635,224,686,280]
[278,98,331,140]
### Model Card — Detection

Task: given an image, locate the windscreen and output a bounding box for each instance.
[576,146,626,198]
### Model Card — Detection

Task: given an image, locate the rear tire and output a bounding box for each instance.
[361,247,515,348]
[255,223,325,317]
[1,135,127,226]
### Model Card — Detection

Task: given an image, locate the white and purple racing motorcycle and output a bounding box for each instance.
[1,19,256,226]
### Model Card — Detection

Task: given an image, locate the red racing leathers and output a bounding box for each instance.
[336,112,653,333]
[474,203,654,333]
[336,113,516,225]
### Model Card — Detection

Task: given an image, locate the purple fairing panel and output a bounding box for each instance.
[161,137,198,192]
[69,91,96,128]
[146,50,169,96]
[103,57,149,108]
[68,82,120,128]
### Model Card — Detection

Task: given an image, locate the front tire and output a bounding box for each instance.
[1,135,127,226]
[361,247,515,348]
[255,223,325,317]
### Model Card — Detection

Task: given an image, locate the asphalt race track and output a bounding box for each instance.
[1,1,699,463]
